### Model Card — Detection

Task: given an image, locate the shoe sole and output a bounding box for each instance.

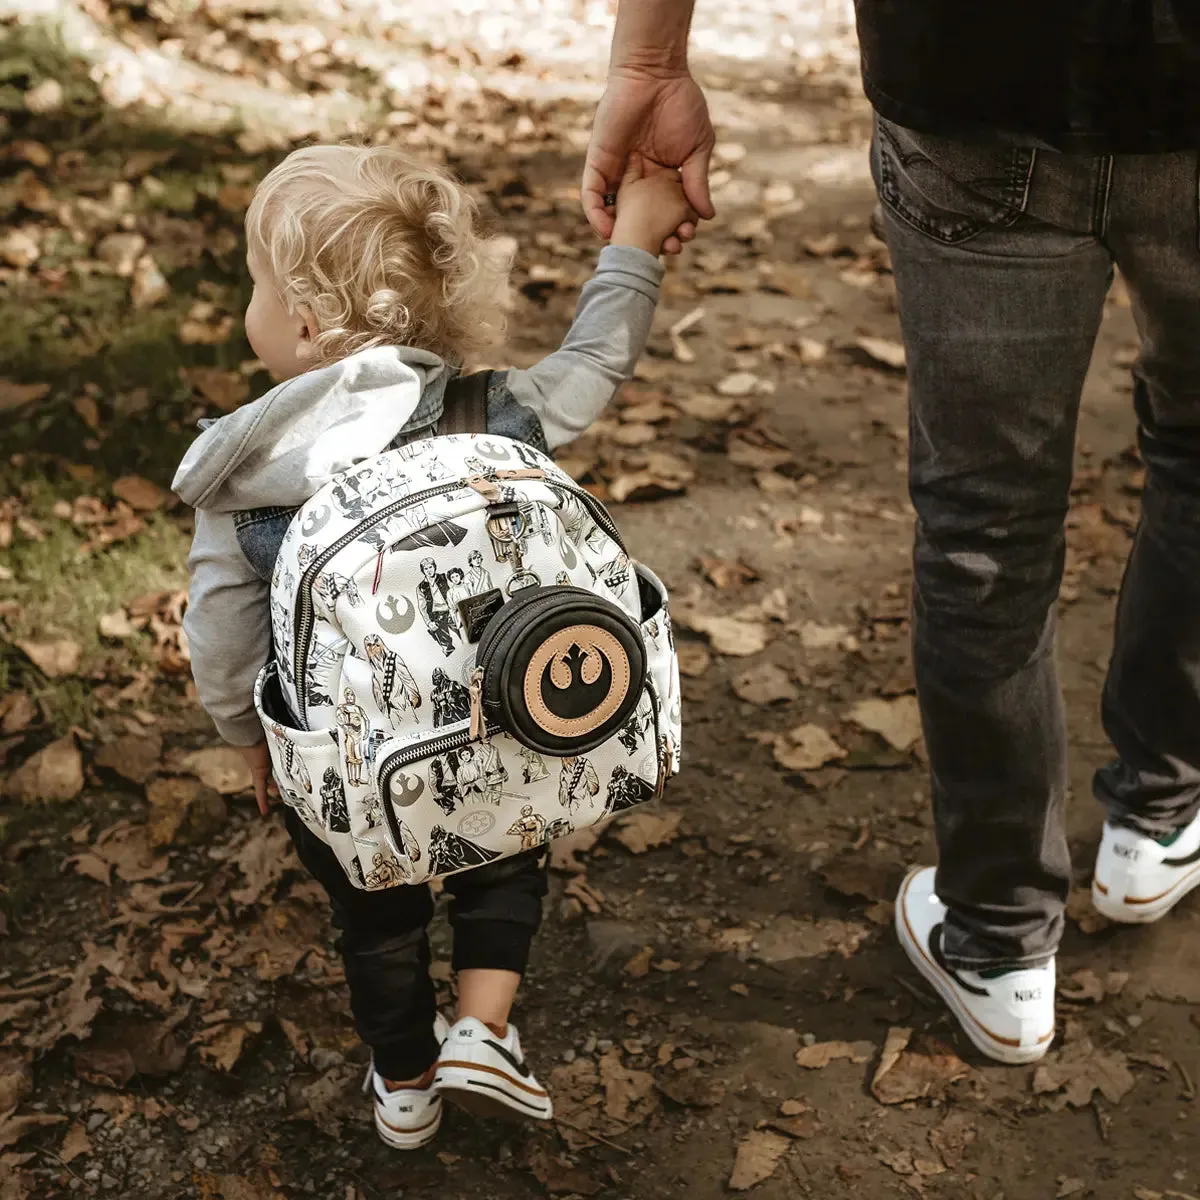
[895,868,1054,1067]
[374,1104,441,1151]
[1092,858,1200,924]
[435,1061,554,1122]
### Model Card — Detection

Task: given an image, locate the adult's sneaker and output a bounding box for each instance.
[434,1017,553,1121]
[895,867,1056,1066]
[1092,810,1200,924]
[364,1013,450,1150]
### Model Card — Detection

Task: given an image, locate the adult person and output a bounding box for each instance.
[585,1,1200,1065]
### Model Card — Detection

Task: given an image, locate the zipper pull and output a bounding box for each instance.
[495,468,546,482]
[468,667,488,742]
[466,474,502,502]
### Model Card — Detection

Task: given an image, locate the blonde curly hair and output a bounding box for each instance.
[245,143,509,366]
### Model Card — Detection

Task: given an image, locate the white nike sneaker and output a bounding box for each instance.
[895,867,1056,1065]
[434,1017,553,1122]
[1092,810,1200,924]
[364,1013,450,1150]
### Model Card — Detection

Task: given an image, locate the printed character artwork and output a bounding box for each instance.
[584,524,610,555]
[364,633,422,723]
[555,571,572,587]
[431,668,472,727]
[331,474,370,521]
[319,767,351,833]
[424,456,453,482]
[618,707,653,756]
[416,557,458,656]
[465,549,493,596]
[315,571,364,610]
[599,552,632,595]
[452,743,508,806]
[605,765,656,815]
[296,543,319,572]
[427,825,501,876]
[305,639,340,709]
[269,723,312,793]
[363,849,412,888]
[445,567,471,630]
[518,746,549,785]
[348,855,368,888]
[282,788,321,828]
[429,751,462,815]
[543,816,573,841]
[507,804,548,852]
[513,442,544,472]
[558,755,600,813]
[336,688,370,786]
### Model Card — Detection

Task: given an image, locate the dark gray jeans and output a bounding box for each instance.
[873,115,1200,969]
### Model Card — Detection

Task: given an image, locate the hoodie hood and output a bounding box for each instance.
[172,345,448,513]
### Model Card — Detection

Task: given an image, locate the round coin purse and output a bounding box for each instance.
[474,585,648,756]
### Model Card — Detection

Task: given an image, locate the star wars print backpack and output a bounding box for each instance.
[254,373,682,890]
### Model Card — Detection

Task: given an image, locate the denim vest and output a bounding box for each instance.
[231,371,549,582]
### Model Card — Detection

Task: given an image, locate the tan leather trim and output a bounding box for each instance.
[523,625,630,738]
[1093,879,1109,896]
[437,1059,550,1099]
[898,874,1054,1050]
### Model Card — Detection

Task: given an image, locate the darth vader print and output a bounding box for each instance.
[605,765,656,815]
[431,668,471,727]
[427,825,501,876]
[319,767,351,834]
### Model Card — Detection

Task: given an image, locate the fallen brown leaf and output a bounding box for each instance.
[727,429,792,472]
[58,1122,92,1164]
[6,735,84,803]
[795,1040,873,1069]
[657,1072,727,1108]
[94,732,163,785]
[732,663,799,706]
[847,696,922,752]
[196,1022,262,1072]
[856,336,906,370]
[1032,1038,1134,1110]
[146,777,228,847]
[771,724,847,772]
[0,693,36,735]
[623,946,654,979]
[698,556,759,590]
[729,1130,791,1191]
[0,1112,67,1151]
[0,1052,32,1113]
[74,1020,187,1087]
[525,1143,603,1196]
[676,642,711,677]
[16,637,80,678]
[180,367,250,413]
[870,1028,970,1105]
[112,475,169,512]
[612,809,683,854]
[597,1048,657,1125]
[182,746,253,795]
[0,381,50,413]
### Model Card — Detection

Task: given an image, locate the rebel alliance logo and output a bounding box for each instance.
[524,625,630,737]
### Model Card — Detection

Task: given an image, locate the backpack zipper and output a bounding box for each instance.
[375,681,665,864]
[292,469,625,727]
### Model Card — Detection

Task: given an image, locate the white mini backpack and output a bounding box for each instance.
[255,374,682,889]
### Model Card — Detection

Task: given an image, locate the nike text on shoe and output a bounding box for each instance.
[1092,810,1200,924]
[895,867,1056,1066]
[364,1013,450,1150]
[434,1017,553,1122]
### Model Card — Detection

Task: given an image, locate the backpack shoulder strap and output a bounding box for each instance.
[438,370,491,436]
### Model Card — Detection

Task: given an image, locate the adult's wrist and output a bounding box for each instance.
[609,51,691,79]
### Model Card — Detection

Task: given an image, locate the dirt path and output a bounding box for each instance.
[1,6,1198,1199]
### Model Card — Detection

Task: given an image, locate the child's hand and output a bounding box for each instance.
[609,156,700,257]
[239,740,277,817]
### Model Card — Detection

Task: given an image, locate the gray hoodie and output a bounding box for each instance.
[173,244,664,745]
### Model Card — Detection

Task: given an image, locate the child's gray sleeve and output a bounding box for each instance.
[504,244,665,450]
[183,510,271,746]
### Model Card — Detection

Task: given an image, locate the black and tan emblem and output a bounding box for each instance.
[476,587,647,756]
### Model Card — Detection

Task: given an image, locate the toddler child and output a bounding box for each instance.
[172,142,694,1149]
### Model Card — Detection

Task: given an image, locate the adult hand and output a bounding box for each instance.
[583,67,715,255]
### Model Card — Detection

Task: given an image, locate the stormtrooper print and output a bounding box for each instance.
[507,804,548,852]
[336,688,370,786]
[315,571,363,610]
[363,634,421,723]
[559,755,600,813]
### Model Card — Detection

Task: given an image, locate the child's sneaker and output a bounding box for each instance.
[434,1017,553,1121]
[364,1014,450,1150]
[1092,810,1200,924]
[896,867,1056,1065]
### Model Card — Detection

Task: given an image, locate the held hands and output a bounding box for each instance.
[238,740,278,817]
[583,66,715,254]
[609,155,700,257]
